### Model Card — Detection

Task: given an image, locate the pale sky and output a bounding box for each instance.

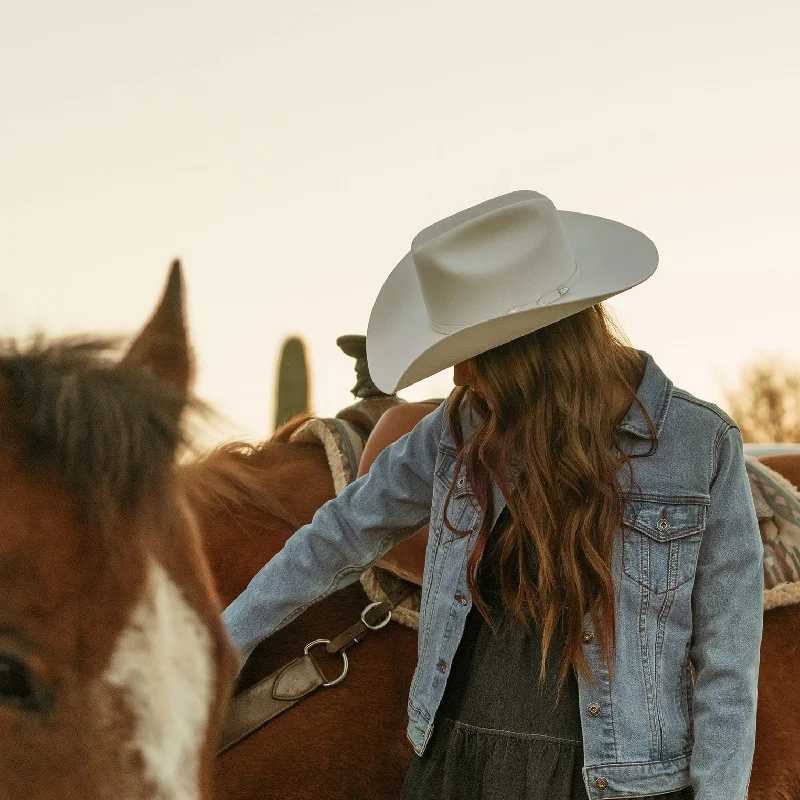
[1,0,798,444]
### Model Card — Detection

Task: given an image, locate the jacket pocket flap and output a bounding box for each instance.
[623,497,709,541]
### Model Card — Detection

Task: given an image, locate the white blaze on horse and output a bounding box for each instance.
[0,263,238,800]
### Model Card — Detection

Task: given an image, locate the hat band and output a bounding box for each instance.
[429,263,581,335]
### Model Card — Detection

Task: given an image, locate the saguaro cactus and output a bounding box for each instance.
[273,336,309,431]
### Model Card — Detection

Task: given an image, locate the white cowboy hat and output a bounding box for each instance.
[366,190,658,394]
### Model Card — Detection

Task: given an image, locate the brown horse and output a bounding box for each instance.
[188,424,419,800]
[0,264,238,800]
[198,417,800,797]
[750,454,800,800]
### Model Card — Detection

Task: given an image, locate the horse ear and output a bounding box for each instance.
[120,260,194,397]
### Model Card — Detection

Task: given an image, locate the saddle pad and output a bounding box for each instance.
[745,456,800,600]
[360,566,422,631]
[289,417,367,496]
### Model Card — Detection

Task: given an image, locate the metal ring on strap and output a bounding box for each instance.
[360,601,392,631]
[303,639,349,687]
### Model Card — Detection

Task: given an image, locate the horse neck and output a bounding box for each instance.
[182,438,336,607]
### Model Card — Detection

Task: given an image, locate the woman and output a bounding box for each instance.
[223,190,764,799]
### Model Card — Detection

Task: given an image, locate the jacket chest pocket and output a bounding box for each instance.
[434,450,480,528]
[621,497,708,594]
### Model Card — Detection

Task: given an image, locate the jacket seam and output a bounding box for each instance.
[409,396,450,708]
[635,571,657,753]
[408,696,430,722]
[586,750,692,769]
[597,785,693,800]
[413,528,442,694]
[710,422,737,490]
[654,583,676,757]
[671,388,735,425]
[654,377,674,437]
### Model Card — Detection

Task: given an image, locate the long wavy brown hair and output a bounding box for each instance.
[443,303,656,697]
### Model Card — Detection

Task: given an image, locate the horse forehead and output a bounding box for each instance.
[104,557,214,800]
[0,457,96,597]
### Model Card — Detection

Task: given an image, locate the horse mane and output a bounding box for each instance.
[0,336,185,532]
[180,413,319,531]
[0,333,327,540]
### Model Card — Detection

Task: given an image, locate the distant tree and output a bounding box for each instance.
[723,357,800,443]
[273,336,309,431]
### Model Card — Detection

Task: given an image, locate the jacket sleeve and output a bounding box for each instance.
[221,395,450,663]
[688,424,764,800]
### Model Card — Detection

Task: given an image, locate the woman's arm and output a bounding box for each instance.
[688,424,764,800]
[222,395,449,664]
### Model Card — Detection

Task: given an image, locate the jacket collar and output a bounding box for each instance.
[617,350,673,441]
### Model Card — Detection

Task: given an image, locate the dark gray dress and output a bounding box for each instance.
[399,508,694,800]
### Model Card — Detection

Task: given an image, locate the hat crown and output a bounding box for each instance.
[411,191,578,332]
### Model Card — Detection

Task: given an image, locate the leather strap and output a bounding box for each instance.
[325,607,389,654]
[325,582,416,655]
[218,583,417,757]
[218,654,327,756]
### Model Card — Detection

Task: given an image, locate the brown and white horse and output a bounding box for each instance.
[0,264,238,800]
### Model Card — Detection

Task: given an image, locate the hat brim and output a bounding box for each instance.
[366,210,658,394]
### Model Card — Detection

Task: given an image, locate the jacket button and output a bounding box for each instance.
[587,702,601,717]
[436,661,447,673]
[594,776,609,790]
[454,594,467,605]
[582,631,594,644]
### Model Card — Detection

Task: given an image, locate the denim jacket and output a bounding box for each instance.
[223,350,764,800]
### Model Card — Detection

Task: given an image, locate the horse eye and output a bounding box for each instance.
[0,656,42,712]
